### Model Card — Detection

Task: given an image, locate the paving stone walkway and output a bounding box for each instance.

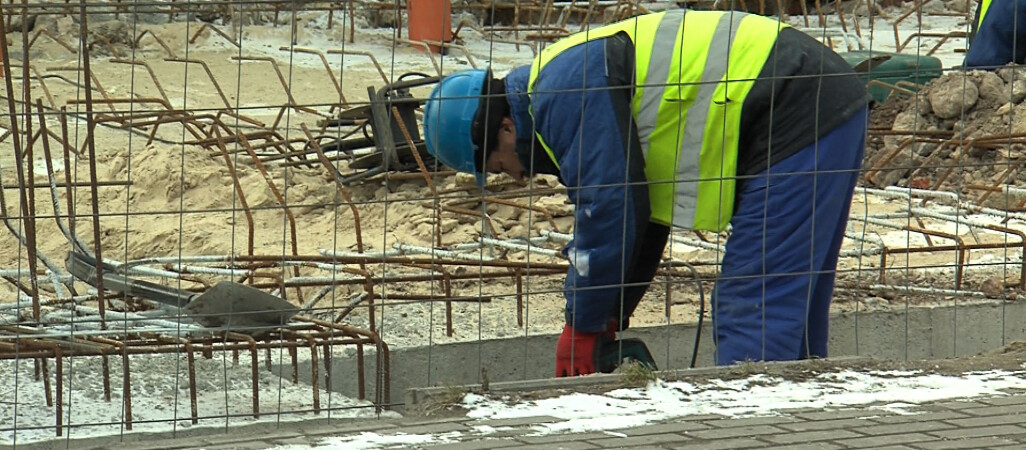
[23,389,1026,450]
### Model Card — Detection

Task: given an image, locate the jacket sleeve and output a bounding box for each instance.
[965,0,1026,68]
[531,35,652,333]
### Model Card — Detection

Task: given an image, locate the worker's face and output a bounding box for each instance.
[484,117,525,181]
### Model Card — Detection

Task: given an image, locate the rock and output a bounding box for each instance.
[1011,144,1026,159]
[7,14,37,33]
[532,174,562,188]
[967,145,991,158]
[534,195,573,216]
[976,71,1008,105]
[891,110,929,132]
[55,16,75,37]
[506,224,526,238]
[1012,104,1026,134]
[454,172,479,187]
[438,218,458,234]
[91,21,134,47]
[866,147,912,187]
[981,276,1005,298]
[920,0,947,14]
[915,142,939,157]
[490,204,520,221]
[944,0,971,13]
[997,103,1013,115]
[33,14,57,34]
[914,94,932,116]
[997,65,1026,84]
[928,75,979,119]
[1012,80,1026,104]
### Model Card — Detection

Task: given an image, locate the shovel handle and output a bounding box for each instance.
[65,251,194,307]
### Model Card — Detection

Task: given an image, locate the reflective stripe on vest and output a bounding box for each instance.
[977,0,992,29]
[528,11,782,231]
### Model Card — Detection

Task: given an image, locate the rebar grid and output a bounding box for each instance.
[0,0,1017,444]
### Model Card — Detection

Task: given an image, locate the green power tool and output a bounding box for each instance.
[595,338,658,373]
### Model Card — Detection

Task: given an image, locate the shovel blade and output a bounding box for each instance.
[182,281,299,330]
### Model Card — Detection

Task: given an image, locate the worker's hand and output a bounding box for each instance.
[555,324,607,377]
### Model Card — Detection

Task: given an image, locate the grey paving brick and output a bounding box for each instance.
[911,436,1019,449]
[587,432,692,448]
[834,432,937,448]
[120,439,202,450]
[201,441,274,450]
[395,421,471,435]
[870,410,970,424]
[863,446,917,450]
[424,438,519,450]
[404,417,473,426]
[197,432,301,446]
[608,421,711,436]
[762,429,863,445]
[516,432,613,445]
[960,404,1026,417]
[299,421,398,437]
[977,395,1026,406]
[930,401,994,411]
[502,442,598,450]
[929,424,1026,440]
[794,409,897,421]
[462,427,526,439]
[270,437,316,446]
[779,417,878,432]
[668,437,769,449]
[854,421,955,436]
[688,424,786,440]
[943,413,1026,428]
[466,416,561,428]
[704,415,802,428]
[679,414,727,421]
[775,443,842,450]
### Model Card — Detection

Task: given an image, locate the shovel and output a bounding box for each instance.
[65,251,298,330]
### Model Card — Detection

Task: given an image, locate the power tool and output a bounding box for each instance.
[595,338,658,373]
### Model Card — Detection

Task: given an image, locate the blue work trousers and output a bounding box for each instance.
[712,108,867,365]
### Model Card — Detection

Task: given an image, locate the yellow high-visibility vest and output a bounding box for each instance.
[528,10,784,231]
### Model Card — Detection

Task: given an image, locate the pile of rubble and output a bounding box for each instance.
[865,67,1026,209]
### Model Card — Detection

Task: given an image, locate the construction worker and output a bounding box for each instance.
[965,0,1026,68]
[422,10,869,376]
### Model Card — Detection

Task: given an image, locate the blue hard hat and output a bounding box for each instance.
[423,69,489,187]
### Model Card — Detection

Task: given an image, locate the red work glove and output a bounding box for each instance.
[555,323,608,377]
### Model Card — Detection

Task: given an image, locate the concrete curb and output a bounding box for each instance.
[404,356,872,416]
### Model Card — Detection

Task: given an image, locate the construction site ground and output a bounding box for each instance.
[6,0,1026,446]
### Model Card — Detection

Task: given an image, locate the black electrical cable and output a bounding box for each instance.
[678,261,705,369]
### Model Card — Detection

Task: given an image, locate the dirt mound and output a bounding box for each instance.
[864,67,1026,209]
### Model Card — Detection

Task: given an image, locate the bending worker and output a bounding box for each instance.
[423,10,869,376]
[965,0,1026,68]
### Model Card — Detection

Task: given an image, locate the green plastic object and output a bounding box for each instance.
[839,51,944,103]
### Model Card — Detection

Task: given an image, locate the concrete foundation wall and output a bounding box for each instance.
[277,301,1026,406]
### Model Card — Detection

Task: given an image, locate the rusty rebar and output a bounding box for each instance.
[189,23,239,47]
[212,125,256,256]
[234,130,305,303]
[134,30,177,58]
[77,4,107,321]
[0,13,41,320]
[166,57,233,109]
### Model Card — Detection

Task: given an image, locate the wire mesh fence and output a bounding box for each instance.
[0,0,1022,446]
